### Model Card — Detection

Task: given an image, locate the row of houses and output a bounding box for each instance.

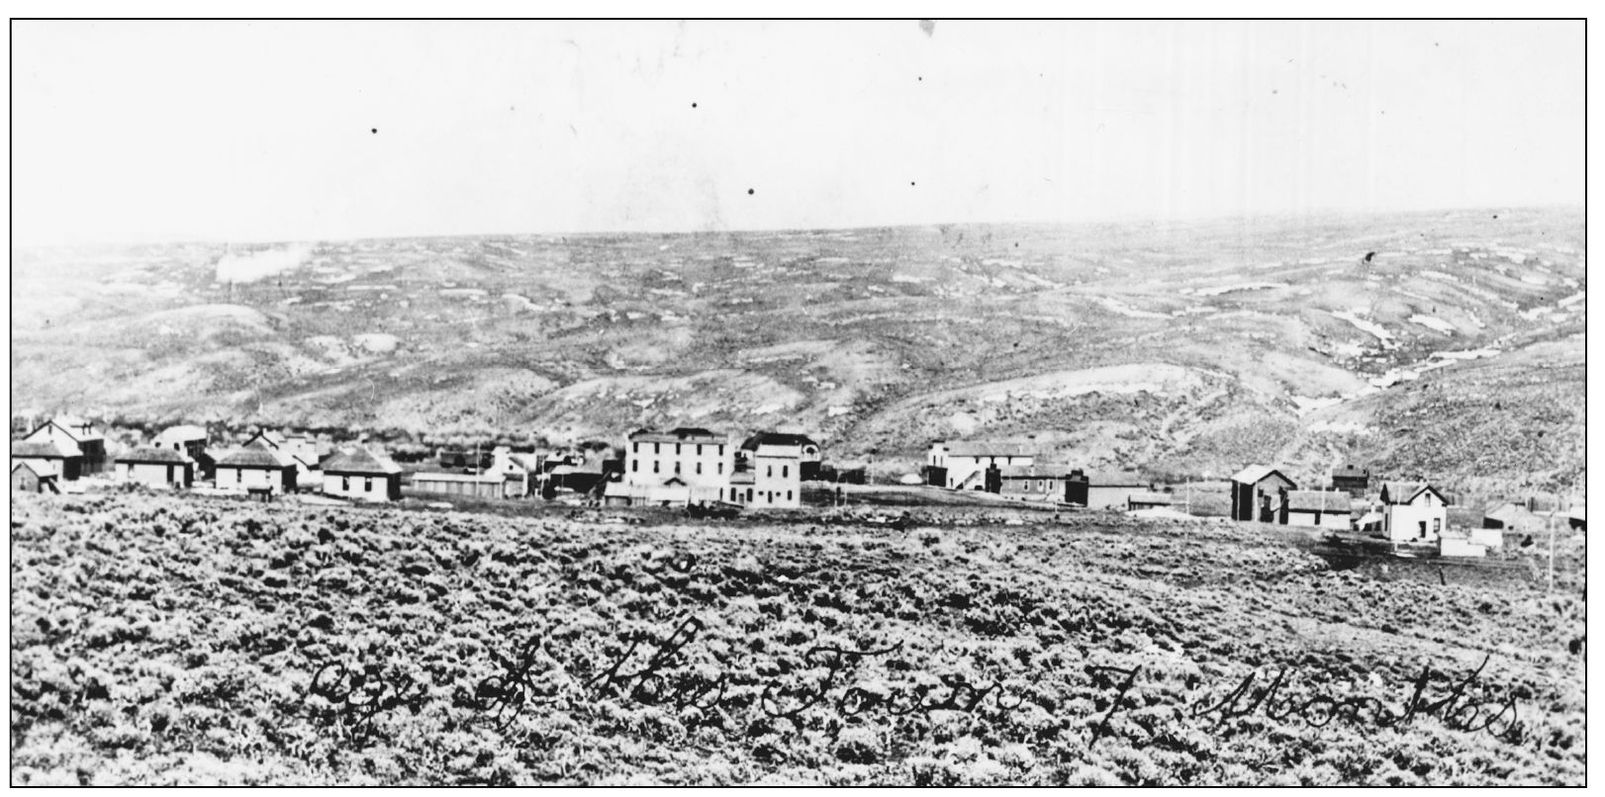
[11,421,404,502]
[926,439,1574,558]
[10,418,1582,544]
[10,418,828,510]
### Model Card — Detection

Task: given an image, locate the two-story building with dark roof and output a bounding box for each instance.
[740,432,822,482]
[11,438,83,481]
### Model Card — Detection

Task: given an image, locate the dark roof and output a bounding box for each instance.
[1286,490,1352,513]
[630,427,728,443]
[11,439,80,458]
[1380,481,1446,505]
[741,432,821,451]
[1231,465,1296,487]
[1332,466,1369,479]
[118,446,193,465]
[321,446,402,475]
[214,448,295,469]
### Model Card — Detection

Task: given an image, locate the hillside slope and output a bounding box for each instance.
[10,207,1584,496]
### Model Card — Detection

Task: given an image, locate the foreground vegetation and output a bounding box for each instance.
[9,493,1584,785]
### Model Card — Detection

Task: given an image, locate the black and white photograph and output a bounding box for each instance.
[7,12,1589,786]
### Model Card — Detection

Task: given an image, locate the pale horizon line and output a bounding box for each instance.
[12,201,1584,253]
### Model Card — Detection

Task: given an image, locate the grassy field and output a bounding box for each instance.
[9,491,1584,785]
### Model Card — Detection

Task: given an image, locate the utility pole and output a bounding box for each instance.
[1547,491,1557,593]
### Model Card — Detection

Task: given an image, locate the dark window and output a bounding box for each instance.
[782,465,788,478]
[632,460,639,472]
[787,490,792,501]
[719,445,725,456]
[167,464,174,482]
[717,462,723,474]
[365,477,373,492]
[697,444,703,456]
[653,461,660,474]
[633,442,639,453]
[674,462,681,474]
[695,462,702,474]
[676,443,682,455]
[654,443,660,454]
[342,476,350,490]
[767,466,773,478]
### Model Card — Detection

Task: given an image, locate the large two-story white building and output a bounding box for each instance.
[619,427,815,508]
[623,427,732,506]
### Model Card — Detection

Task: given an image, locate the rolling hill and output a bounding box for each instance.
[10,206,1585,499]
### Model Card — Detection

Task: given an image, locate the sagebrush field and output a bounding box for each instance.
[9,492,1585,785]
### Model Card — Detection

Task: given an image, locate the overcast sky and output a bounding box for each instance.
[12,20,1585,246]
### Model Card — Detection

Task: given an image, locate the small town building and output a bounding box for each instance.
[244,429,320,477]
[321,446,403,502]
[154,424,214,478]
[410,471,505,499]
[996,465,1072,502]
[1379,481,1450,543]
[742,432,823,482]
[11,438,83,481]
[926,441,1036,490]
[1230,465,1298,523]
[11,462,59,494]
[739,437,803,508]
[1483,502,1538,532]
[623,427,731,506]
[21,419,103,477]
[117,445,195,488]
[546,456,610,498]
[1330,465,1370,497]
[1084,472,1151,510]
[154,425,208,458]
[1283,490,1352,528]
[489,446,543,498]
[437,446,494,471]
[214,447,298,494]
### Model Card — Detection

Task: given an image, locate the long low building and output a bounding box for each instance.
[1283,490,1352,528]
[409,471,507,499]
